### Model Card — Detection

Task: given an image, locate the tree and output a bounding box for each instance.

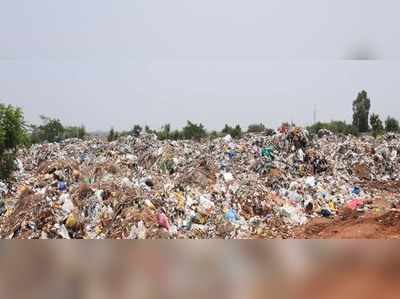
[170,130,183,140]
[64,125,86,140]
[182,121,207,141]
[352,90,371,133]
[370,113,384,137]
[307,121,359,136]
[221,124,231,135]
[222,124,242,138]
[78,126,86,139]
[0,104,27,180]
[385,116,399,133]
[233,125,242,138]
[247,123,266,133]
[209,130,219,139]
[132,125,143,137]
[29,117,85,143]
[108,128,118,142]
[30,116,64,143]
[157,124,171,140]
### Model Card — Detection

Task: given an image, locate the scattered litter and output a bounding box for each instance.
[320,209,333,218]
[346,199,365,211]
[225,208,239,224]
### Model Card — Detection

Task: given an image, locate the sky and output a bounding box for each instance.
[1,1,399,131]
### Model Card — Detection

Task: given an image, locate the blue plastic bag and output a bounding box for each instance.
[225,208,239,223]
[58,181,67,191]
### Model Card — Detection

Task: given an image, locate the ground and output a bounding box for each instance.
[295,180,400,239]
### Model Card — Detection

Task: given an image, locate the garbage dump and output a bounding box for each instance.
[1,127,400,239]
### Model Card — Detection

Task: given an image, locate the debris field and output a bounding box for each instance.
[1,127,400,239]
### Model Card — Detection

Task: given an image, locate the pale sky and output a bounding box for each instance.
[1,1,399,131]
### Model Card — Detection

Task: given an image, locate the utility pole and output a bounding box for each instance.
[313,105,317,125]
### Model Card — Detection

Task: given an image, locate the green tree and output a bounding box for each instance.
[222,124,242,138]
[221,124,230,136]
[0,104,27,180]
[108,128,118,142]
[247,123,266,133]
[78,126,86,139]
[182,121,207,141]
[352,90,371,133]
[233,125,242,138]
[131,125,143,137]
[370,113,384,137]
[157,124,171,140]
[31,116,64,143]
[307,121,359,136]
[385,116,399,133]
[209,130,219,139]
[29,117,84,144]
[170,130,183,140]
[63,125,86,140]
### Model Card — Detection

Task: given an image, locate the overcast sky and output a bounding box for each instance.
[1,1,399,131]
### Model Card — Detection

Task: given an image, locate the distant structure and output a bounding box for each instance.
[313,105,317,125]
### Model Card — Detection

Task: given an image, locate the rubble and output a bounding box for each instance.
[1,128,400,239]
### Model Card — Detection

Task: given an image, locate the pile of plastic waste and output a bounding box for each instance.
[1,126,399,239]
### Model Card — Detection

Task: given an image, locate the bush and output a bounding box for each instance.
[144,125,154,134]
[0,104,27,180]
[64,126,86,140]
[29,116,86,144]
[0,152,17,181]
[247,123,266,133]
[30,116,64,143]
[209,130,219,139]
[370,113,384,138]
[157,124,171,141]
[131,125,143,137]
[307,121,359,136]
[182,121,207,140]
[222,124,242,138]
[170,130,184,140]
[107,128,119,142]
[385,116,399,133]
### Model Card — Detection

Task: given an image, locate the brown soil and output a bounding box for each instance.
[358,180,400,193]
[353,163,370,180]
[295,210,400,239]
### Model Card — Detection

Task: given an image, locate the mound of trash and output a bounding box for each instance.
[1,127,400,239]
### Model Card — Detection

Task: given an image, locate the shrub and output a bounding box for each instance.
[247,123,266,133]
[307,121,359,136]
[222,124,242,138]
[385,116,399,133]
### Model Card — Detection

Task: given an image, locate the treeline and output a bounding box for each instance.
[308,90,399,137]
[29,116,86,144]
[108,122,271,142]
[307,121,359,136]
[307,116,399,137]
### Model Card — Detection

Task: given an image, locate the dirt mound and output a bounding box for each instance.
[296,211,400,239]
[353,163,371,180]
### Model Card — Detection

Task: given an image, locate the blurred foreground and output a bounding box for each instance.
[0,242,399,299]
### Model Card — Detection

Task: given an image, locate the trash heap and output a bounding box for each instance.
[1,127,400,239]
